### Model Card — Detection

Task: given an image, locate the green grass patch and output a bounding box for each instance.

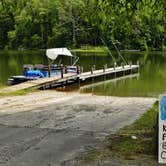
[0,86,6,90]
[0,89,39,97]
[71,46,107,53]
[0,84,6,89]
[111,101,158,157]
[81,101,159,164]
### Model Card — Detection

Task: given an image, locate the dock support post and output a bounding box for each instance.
[103,65,106,73]
[114,62,117,79]
[121,62,125,76]
[129,61,132,74]
[114,62,117,70]
[93,65,96,71]
[81,66,83,73]
[48,65,51,77]
[91,67,93,74]
[137,60,140,73]
[77,66,80,74]
[64,66,67,73]
[103,64,106,80]
[121,62,124,69]
[76,66,80,83]
[61,64,63,78]
[129,61,132,68]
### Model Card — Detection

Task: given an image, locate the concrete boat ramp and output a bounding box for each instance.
[0,91,156,166]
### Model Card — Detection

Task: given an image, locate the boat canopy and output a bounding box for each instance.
[46,48,73,60]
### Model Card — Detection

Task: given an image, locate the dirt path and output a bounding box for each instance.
[0,91,156,166]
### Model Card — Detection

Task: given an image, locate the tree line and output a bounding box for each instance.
[0,0,166,50]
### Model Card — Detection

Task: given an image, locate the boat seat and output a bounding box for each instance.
[23,64,34,70]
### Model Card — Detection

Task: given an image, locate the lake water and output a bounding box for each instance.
[0,50,166,97]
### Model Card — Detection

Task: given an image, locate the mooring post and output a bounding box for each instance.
[114,62,116,70]
[64,66,67,73]
[93,65,96,71]
[78,66,80,74]
[77,66,79,74]
[61,64,63,78]
[121,62,124,69]
[48,65,51,77]
[91,67,93,74]
[128,61,132,68]
[137,60,140,73]
[76,66,80,83]
[103,65,106,73]
[129,61,132,74]
[77,66,80,74]
[81,66,83,73]
[103,64,106,80]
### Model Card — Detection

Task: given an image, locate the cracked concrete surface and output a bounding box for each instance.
[0,91,156,166]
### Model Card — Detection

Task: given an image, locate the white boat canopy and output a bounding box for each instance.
[46,48,73,60]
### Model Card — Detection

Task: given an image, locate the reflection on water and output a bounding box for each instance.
[79,51,166,97]
[0,50,166,97]
[79,73,140,95]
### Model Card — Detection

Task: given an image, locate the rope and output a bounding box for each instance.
[111,40,128,65]
[101,38,116,63]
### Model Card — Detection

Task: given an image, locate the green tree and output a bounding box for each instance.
[0,0,165,50]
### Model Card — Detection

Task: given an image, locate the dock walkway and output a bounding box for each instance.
[79,65,138,80]
[0,73,76,93]
[0,65,139,93]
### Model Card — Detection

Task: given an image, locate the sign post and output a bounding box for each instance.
[159,95,166,163]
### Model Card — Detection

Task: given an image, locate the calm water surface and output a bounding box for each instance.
[0,50,165,97]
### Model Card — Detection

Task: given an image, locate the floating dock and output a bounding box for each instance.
[0,65,139,93]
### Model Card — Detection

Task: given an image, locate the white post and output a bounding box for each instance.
[159,95,166,164]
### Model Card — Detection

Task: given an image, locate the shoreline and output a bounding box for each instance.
[0,90,156,115]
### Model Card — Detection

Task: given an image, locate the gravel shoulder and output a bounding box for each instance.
[0,90,156,166]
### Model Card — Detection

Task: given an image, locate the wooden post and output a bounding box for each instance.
[77,66,80,74]
[76,66,80,83]
[129,61,132,68]
[48,65,51,77]
[121,62,124,69]
[103,65,106,72]
[93,65,96,71]
[78,66,80,74]
[61,64,63,78]
[91,67,93,74]
[137,60,140,73]
[64,66,67,73]
[105,64,107,69]
[114,62,117,78]
[114,62,117,70]
[81,66,83,73]
[129,61,132,74]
